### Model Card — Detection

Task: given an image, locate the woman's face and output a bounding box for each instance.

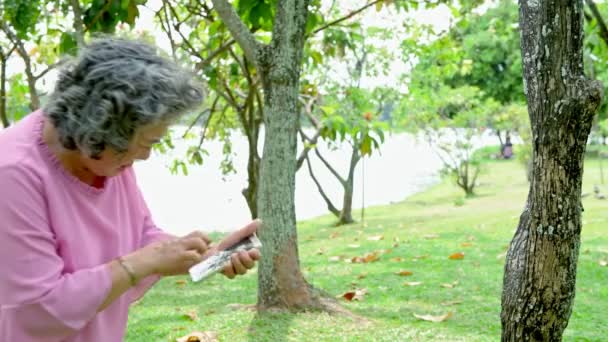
[83,122,169,177]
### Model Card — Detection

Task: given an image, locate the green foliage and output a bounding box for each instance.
[6,74,30,122]
[83,0,142,33]
[2,0,42,38]
[319,86,390,157]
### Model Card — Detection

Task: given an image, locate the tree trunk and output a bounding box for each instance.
[338,145,360,225]
[242,118,261,219]
[0,49,9,128]
[501,2,603,341]
[256,0,319,310]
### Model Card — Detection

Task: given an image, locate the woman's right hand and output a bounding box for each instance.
[125,231,211,279]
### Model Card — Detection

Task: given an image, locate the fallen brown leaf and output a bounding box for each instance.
[413,311,453,323]
[449,252,465,260]
[175,279,187,286]
[461,242,473,247]
[393,243,400,248]
[183,310,198,321]
[176,331,218,342]
[396,270,413,276]
[441,300,463,306]
[330,232,340,239]
[357,273,368,279]
[391,257,403,262]
[338,288,368,301]
[403,281,423,286]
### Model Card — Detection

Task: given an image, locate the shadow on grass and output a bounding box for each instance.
[247,311,295,342]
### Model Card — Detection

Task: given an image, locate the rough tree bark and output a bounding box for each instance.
[501,1,603,341]
[211,0,323,310]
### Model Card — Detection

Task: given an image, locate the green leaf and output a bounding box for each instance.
[126,0,139,26]
[360,135,372,156]
[59,32,78,56]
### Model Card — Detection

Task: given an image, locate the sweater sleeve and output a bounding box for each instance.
[0,167,112,341]
[127,167,174,303]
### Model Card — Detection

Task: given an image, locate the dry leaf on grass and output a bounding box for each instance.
[599,260,607,267]
[403,281,423,286]
[329,232,340,239]
[396,270,413,276]
[413,255,429,261]
[338,288,368,301]
[176,331,218,342]
[328,256,342,262]
[461,242,473,247]
[357,273,368,279]
[183,310,198,321]
[413,311,453,323]
[449,252,465,260]
[351,252,380,263]
[441,300,463,306]
[441,280,459,289]
[175,279,187,286]
[391,257,403,262]
[367,235,384,241]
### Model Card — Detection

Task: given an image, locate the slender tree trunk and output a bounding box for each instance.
[70,0,86,47]
[1,49,9,128]
[501,2,603,341]
[243,117,261,219]
[256,0,320,310]
[338,145,360,225]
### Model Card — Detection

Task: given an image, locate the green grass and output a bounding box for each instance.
[126,158,608,342]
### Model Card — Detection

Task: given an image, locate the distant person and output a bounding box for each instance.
[502,134,513,159]
[0,38,260,341]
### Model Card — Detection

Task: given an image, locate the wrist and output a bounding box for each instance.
[121,251,154,283]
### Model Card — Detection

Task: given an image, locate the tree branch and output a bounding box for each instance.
[310,0,382,36]
[194,39,236,71]
[210,0,262,66]
[84,0,113,32]
[587,0,608,47]
[315,148,346,186]
[306,155,341,217]
[70,0,86,46]
[1,23,39,109]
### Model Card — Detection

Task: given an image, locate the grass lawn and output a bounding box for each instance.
[126,156,608,342]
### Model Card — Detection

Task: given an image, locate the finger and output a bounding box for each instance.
[216,219,262,251]
[230,252,248,275]
[183,250,204,266]
[184,231,212,245]
[248,248,261,261]
[181,237,209,254]
[222,261,236,279]
[236,250,255,269]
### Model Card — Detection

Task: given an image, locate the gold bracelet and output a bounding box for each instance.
[117,257,139,286]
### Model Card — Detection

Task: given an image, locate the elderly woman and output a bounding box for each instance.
[0,38,260,341]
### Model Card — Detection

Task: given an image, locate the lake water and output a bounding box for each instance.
[134,128,499,234]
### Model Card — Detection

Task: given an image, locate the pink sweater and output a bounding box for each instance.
[0,111,170,341]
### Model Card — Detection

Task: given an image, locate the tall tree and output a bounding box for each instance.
[210,0,323,310]
[501,1,603,340]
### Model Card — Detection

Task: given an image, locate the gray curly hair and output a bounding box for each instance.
[44,37,204,158]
